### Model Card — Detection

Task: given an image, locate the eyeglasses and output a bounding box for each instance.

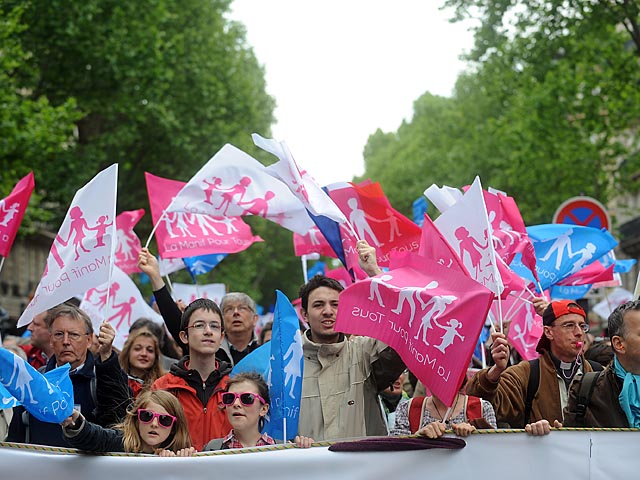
[221,392,266,407]
[137,409,177,428]
[551,322,589,333]
[223,305,253,315]
[187,321,222,332]
[51,331,90,342]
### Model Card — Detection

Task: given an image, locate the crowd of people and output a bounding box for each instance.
[1,239,638,456]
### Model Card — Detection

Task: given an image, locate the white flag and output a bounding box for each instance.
[166,143,314,235]
[254,133,348,224]
[171,283,226,306]
[18,165,118,327]
[80,266,164,349]
[434,177,504,296]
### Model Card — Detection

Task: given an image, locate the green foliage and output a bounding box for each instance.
[4,0,275,229]
[362,0,640,227]
[0,4,81,230]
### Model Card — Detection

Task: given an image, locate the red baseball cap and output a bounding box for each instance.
[536,300,586,353]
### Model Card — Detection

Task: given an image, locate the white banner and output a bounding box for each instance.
[1,431,639,479]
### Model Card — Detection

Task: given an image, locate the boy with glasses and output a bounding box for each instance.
[153,298,232,451]
[467,300,602,429]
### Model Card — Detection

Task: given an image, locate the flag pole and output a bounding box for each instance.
[633,267,640,299]
[301,255,308,283]
[0,256,5,277]
[497,294,504,333]
[102,163,119,331]
[144,212,166,250]
[164,274,174,293]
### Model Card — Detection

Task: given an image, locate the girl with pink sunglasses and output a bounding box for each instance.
[61,390,194,456]
[218,372,275,449]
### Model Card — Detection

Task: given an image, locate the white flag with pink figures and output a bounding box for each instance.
[18,164,118,327]
[166,143,315,235]
[336,252,494,406]
[253,133,348,224]
[171,283,226,306]
[433,177,504,297]
[80,266,164,350]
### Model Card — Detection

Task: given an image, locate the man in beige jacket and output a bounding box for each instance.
[297,240,405,441]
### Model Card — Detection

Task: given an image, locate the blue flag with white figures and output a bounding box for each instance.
[269,290,303,440]
[183,253,228,278]
[511,224,617,291]
[0,348,74,423]
[231,290,303,440]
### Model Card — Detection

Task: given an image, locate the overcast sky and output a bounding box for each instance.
[228,1,476,186]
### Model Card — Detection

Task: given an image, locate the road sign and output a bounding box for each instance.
[552,196,611,231]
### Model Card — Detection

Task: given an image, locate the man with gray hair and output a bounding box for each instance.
[218,292,260,365]
[138,248,260,366]
[562,299,640,428]
[7,304,130,446]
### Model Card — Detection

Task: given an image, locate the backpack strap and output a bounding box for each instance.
[586,359,604,372]
[465,395,483,421]
[524,359,540,426]
[409,396,427,434]
[575,371,602,427]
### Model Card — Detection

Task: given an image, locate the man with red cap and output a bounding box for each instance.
[467,299,602,429]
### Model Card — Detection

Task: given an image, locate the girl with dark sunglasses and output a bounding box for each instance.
[61,390,195,456]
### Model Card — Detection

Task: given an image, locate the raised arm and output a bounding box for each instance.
[137,248,185,351]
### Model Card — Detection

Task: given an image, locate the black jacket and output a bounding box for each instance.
[7,350,131,447]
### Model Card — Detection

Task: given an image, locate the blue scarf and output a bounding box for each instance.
[613,356,640,428]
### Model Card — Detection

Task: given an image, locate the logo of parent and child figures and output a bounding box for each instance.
[201,175,403,246]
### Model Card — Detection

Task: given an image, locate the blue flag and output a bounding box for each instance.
[183,253,228,278]
[268,290,303,440]
[412,197,428,227]
[306,261,326,280]
[0,348,74,423]
[550,284,592,300]
[231,291,303,440]
[232,343,270,380]
[525,224,617,290]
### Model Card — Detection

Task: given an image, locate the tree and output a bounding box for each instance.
[0,4,81,229]
[361,1,640,226]
[6,0,275,228]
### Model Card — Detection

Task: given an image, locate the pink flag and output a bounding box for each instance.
[557,261,615,286]
[336,252,494,406]
[434,177,504,297]
[165,143,315,235]
[484,188,538,281]
[254,134,348,224]
[18,165,118,327]
[326,181,421,267]
[503,294,542,361]
[115,209,145,274]
[293,226,337,257]
[0,171,35,257]
[80,265,163,349]
[145,172,262,259]
[419,214,469,275]
[325,265,353,289]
